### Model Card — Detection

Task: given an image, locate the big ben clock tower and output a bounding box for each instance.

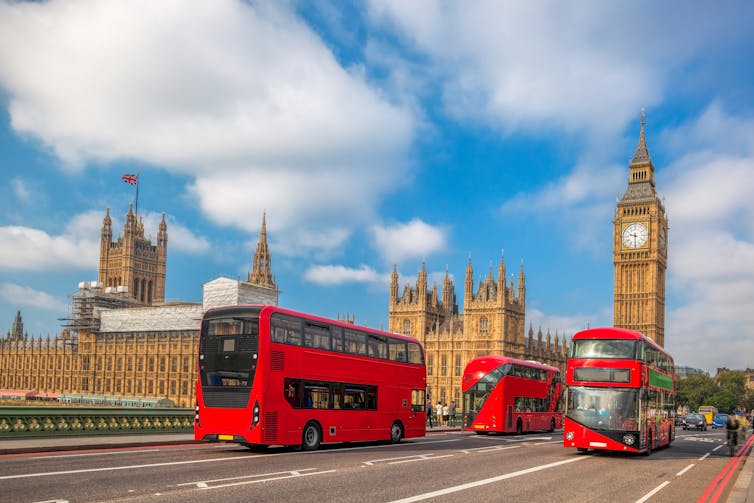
[613,110,668,346]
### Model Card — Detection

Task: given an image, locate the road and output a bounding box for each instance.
[0,428,742,502]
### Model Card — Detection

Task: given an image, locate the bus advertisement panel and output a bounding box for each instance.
[563,327,675,455]
[195,305,427,450]
[462,356,563,434]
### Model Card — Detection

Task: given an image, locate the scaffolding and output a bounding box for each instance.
[59,282,139,342]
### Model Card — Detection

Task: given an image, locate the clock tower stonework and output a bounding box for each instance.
[613,111,669,346]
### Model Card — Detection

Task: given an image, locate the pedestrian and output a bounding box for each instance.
[442,402,449,425]
[436,401,443,426]
[449,401,456,426]
[426,397,434,427]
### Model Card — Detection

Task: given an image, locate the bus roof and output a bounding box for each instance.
[203,304,422,345]
[464,355,560,374]
[571,327,671,359]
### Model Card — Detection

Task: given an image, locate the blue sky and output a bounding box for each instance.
[1,0,753,374]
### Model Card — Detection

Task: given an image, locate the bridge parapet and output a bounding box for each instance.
[0,406,193,437]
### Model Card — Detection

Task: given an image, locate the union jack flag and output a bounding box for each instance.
[121,173,138,185]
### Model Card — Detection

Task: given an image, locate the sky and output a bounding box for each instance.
[1,0,753,375]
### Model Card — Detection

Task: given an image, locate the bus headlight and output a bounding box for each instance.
[623,434,636,446]
[565,431,574,441]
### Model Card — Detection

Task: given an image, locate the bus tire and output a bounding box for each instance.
[390,421,404,443]
[548,418,556,432]
[516,419,523,435]
[302,421,322,451]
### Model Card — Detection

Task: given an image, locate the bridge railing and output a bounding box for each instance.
[0,406,194,437]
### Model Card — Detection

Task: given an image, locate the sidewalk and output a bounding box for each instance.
[0,433,196,455]
[727,436,754,503]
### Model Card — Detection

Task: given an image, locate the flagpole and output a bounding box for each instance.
[135,170,140,218]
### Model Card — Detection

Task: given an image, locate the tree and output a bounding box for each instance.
[676,374,716,411]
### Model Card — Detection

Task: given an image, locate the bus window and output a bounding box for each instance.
[304,323,331,351]
[389,340,408,362]
[411,389,425,412]
[271,314,303,346]
[407,342,423,365]
[368,334,388,359]
[331,326,344,353]
[344,329,367,355]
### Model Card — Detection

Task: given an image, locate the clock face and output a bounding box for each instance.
[622,222,648,249]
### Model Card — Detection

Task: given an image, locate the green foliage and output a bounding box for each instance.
[676,371,749,413]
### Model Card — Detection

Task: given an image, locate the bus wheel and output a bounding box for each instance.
[516,419,523,435]
[302,421,322,451]
[548,418,556,432]
[390,421,404,443]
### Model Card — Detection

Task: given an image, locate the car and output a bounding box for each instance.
[682,413,707,431]
[712,413,729,429]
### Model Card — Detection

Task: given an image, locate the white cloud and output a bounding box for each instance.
[368,1,745,138]
[140,212,211,255]
[372,219,447,264]
[10,177,30,202]
[304,264,386,286]
[0,282,67,312]
[0,0,415,257]
[0,225,98,271]
[0,209,211,271]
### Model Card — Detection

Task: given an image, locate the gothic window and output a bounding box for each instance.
[140,279,146,302]
[403,319,411,335]
[455,355,461,376]
[441,354,447,376]
[147,281,153,303]
[480,317,489,334]
[427,355,434,376]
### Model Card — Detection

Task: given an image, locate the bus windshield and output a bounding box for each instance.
[462,363,511,423]
[200,317,259,390]
[571,339,637,359]
[566,387,638,431]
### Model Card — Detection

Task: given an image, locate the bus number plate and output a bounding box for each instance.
[219,434,234,441]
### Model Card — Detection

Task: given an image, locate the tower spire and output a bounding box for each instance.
[630,107,651,165]
[248,212,276,289]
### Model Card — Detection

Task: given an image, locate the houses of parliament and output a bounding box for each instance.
[1,116,668,409]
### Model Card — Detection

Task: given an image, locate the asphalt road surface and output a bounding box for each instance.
[0,428,742,502]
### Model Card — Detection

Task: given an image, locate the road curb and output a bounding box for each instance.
[727,436,754,503]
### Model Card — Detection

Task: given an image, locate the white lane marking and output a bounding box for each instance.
[388,456,586,503]
[177,468,318,488]
[0,455,250,481]
[712,445,723,452]
[460,445,521,454]
[634,481,670,503]
[364,454,449,466]
[31,449,159,459]
[390,454,454,465]
[699,452,711,461]
[201,469,337,490]
[676,464,694,476]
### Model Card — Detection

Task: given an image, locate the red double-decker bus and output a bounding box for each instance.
[563,327,675,455]
[195,305,426,450]
[462,356,563,434]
